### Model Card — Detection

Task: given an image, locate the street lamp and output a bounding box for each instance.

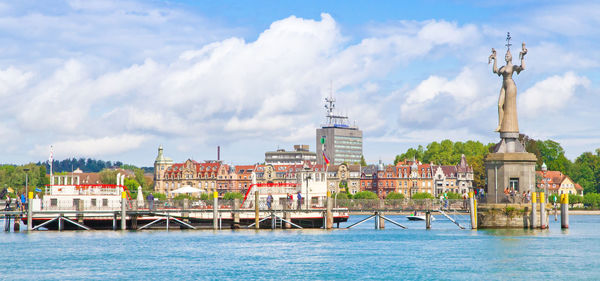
[23,168,30,202]
[304,174,311,210]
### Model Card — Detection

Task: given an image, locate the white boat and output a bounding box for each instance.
[406,214,436,221]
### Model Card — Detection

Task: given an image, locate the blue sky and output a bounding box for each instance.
[0,0,598,166]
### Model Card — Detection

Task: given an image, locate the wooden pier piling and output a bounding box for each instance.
[540,192,547,229]
[531,192,537,229]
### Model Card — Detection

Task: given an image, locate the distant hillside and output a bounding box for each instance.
[36,158,154,174]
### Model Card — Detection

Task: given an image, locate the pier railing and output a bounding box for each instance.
[1,198,469,213]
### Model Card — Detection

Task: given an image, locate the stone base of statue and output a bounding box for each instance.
[484,132,537,204]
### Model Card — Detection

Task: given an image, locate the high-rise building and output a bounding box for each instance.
[316,92,363,165]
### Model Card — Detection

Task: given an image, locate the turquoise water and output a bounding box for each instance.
[1,215,599,280]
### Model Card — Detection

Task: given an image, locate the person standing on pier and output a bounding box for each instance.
[297,191,302,210]
[147,193,154,211]
[267,193,273,210]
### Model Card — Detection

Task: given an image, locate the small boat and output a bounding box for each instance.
[406,214,436,221]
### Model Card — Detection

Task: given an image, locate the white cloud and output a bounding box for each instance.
[31,134,148,158]
[519,72,589,116]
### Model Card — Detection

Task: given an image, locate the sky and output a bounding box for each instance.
[0,0,598,167]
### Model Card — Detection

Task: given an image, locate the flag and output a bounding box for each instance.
[322,151,330,165]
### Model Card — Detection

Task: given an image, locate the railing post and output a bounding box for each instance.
[254,191,260,230]
[326,191,333,229]
[121,191,127,230]
[426,211,431,229]
[213,191,218,230]
[561,194,569,229]
[540,192,547,229]
[27,192,33,232]
[531,192,537,229]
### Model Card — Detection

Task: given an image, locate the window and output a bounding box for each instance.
[91,199,97,207]
[51,199,57,207]
[102,199,109,207]
[509,178,519,191]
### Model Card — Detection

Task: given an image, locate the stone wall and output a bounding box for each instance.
[477,204,549,229]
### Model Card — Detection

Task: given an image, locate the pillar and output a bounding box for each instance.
[426,211,431,229]
[561,194,569,229]
[469,191,476,229]
[540,192,547,229]
[213,191,218,230]
[326,192,333,229]
[254,191,260,230]
[233,198,240,229]
[531,192,537,229]
[378,199,385,229]
[121,191,127,230]
[27,192,33,232]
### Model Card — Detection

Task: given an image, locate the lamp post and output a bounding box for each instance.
[23,168,30,203]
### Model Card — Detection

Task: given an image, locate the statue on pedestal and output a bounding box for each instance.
[489,32,528,133]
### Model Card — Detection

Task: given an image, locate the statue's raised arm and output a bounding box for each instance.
[489,48,499,75]
[515,42,527,74]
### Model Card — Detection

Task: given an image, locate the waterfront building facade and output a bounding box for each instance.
[326,163,361,194]
[536,165,583,196]
[265,145,317,165]
[431,155,474,196]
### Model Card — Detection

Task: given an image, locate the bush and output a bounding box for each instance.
[583,193,600,208]
[445,192,462,199]
[568,194,583,205]
[152,192,166,200]
[174,194,196,200]
[223,192,244,200]
[411,192,434,199]
[200,193,211,200]
[385,192,405,200]
[352,191,378,199]
[334,192,352,200]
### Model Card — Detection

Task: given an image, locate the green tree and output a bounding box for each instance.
[466,155,485,188]
[99,169,118,184]
[385,192,404,199]
[352,191,378,199]
[360,155,367,167]
[335,192,352,199]
[223,192,244,200]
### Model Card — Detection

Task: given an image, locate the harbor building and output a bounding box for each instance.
[431,155,474,196]
[316,93,363,165]
[265,145,317,165]
[536,163,583,196]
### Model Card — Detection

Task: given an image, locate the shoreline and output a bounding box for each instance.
[349,210,600,216]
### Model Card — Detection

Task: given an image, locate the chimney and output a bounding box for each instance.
[217,146,220,161]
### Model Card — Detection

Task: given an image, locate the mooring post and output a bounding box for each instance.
[326,191,333,230]
[213,191,219,230]
[58,214,64,231]
[233,198,240,229]
[113,213,117,230]
[166,213,170,231]
[554,204,558,221]
[374,212,380,229]
[27,192,33,232]
[531,192,537,229]
[13,215,20,232]
[426,211,431,229]
[121,191,127,230]
[379,199,385,229]
[561,194,569,229]
[540,192,547,229]
[254,191,260,230]
[469,191,476,229]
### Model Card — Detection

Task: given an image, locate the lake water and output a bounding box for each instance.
[1,214,599,280]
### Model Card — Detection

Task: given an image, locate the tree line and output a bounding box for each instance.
[36,158,154,174]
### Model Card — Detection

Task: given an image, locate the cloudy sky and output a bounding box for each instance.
[0,0,598,166]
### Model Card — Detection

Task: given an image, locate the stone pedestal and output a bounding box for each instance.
[485,152,537,204]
